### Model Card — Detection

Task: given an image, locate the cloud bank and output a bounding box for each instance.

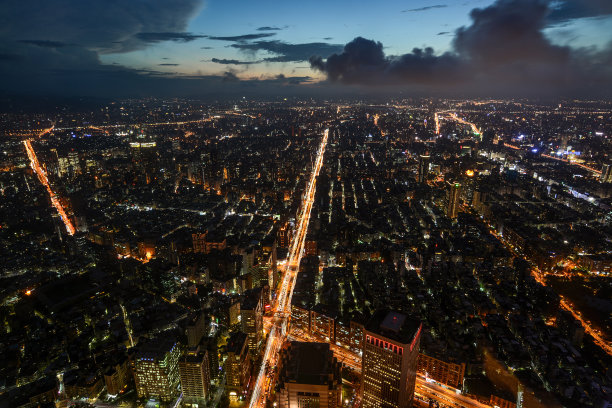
[0,0,610,99]
[310,0,612,97]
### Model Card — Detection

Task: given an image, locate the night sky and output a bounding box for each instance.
[1,0,611,98]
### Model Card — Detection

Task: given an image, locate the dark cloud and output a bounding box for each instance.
[208,33,276,42]
[310,0,612,96]
[402,5,447,12]
[436,31,450,35]
[0,52,22,61]
[211,58,262,65]
[159,63,179,66]
[0,0,205,53]
[0,0,211,97]
[309,37,461,85]
[231,40,343,62]
[18,40,69,48]
[323,37,333,40]
[453,0,569,66]
[200,46,213,49]
[0,0,332,99]
[273,74,313,84]
[256,26,286,31]
[1,0,610,99]
[222,71,240,82]
[135,32,206,43]
[547,0,612,25]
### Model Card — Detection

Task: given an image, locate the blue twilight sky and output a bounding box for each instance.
[1,0,612,97]
[99,0,612,80]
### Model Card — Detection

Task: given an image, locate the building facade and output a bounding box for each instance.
[225,331,252,400]
[276,342,342,408]
[361,310,422,408]
[241,287,263,354]
[134,337,181,402]
[179,347,210,407]
[417,353,466,389]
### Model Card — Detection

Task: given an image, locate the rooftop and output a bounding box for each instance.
[279,342,339,386]
[365,309,421,345]
[136,335,178,360]
[241,287,262,311]
[226,331,248,354]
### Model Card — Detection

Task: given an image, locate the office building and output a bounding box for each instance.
[418,154,430,183]
[362,310,422,408]
[241,287,263,354]
[179,346,210,407]
[225,331,252,400]
[104,358,129,396]
[203,337,219,380]
[186,312,207,348]
[134,336,181,402]
[417,353,465,389]
[600,163,612,183]
[276,342,342,408]
[446,181,462,219]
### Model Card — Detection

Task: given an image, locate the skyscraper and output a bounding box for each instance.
[186,312,206,347]
[600,163,612,183]
[134,336,181,402]
[276,342,342,408]
[446,181,462,219]
[179,346,210,407]
[240,287,263,354]
[225,331,252,401]
[361,310,422,408]
[418,154,430,184]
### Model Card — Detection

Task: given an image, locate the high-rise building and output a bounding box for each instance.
[418,154,430,183]
[129,132,158,175]
[225,331,252,401]
[179,346,210,407]
[361,310,422,408]
[260,237,279,292]
[417,353,465,389]
[276,342,342,408]
[192,232,208,253]
[104,356,130,396]
[446,181,462,219]
[134,336,181,402]
[600,163,612,183]
[203,337,219,380]
[278,222,292,248]
[186,312,206,348]
[240,287,263,354]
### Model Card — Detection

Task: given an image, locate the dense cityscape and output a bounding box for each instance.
[2,0,612,407]
[1,98,611,408]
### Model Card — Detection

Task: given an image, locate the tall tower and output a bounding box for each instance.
[240,287,263,354]
[225,331,252,401]
[600,164,612,183]
[446,181,462,219]
[186,312,206,347]
[361,310,422,408]
[179,346,210,406]
[418,154,430,184]
[276,342,342,408]
[134,336,181,402]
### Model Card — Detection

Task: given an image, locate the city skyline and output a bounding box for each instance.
[2,97,612,408]
[2,1,612,408]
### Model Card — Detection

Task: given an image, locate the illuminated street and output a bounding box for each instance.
[23,138,76,235]
[486,224,612,356]
[289,330,493,408]
[249,128,329,408]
